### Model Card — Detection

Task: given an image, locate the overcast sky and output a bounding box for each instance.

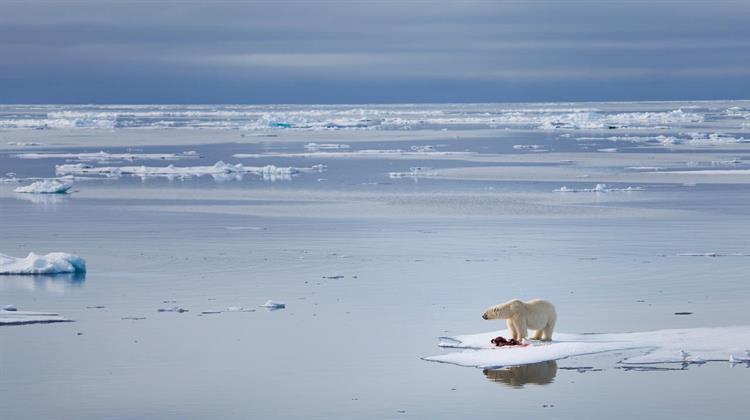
[1,1,748,103]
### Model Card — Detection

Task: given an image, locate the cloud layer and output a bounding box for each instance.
[1,1,748,103]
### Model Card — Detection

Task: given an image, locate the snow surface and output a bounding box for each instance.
[423,327,750,369]
[0,309,72,325]
[13,180,72,194]
[0,252,87,274]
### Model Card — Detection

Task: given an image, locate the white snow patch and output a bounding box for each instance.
[0,252,86,275]
[13,179,72,194]
[423,326,750,368]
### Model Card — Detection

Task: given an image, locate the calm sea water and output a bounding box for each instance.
[1,102,749,419]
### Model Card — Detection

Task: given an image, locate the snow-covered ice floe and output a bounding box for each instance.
[13,179,72,194]
[55,161,326,181]
[233,148,476,159]
[423,326,750,369]
[0,309,72,326]
[0,252,86,274]
[389,167,439,178]
[304,142,350,150]
[554,184,643,193]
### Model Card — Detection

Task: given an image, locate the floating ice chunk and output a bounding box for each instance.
[15,151,201,161]
[512,144,546,151]
[55,161,325,181]
[554,184,643,193]
[424,326,750,369]
[677,252,748,257]
[261,300,286,309]
[389,167,439,178]
[0,252,86,274]
[304,143,350,150]
[597,148,618,152]
[3,304,17,311]
[657,169,750,175]
[13,179,72,194]
[0,309,72,326]
[157,307,189,313]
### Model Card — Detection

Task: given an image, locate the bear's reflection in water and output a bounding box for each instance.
[483,360,557,388]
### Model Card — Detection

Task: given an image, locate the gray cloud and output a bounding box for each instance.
[0,0,747,103]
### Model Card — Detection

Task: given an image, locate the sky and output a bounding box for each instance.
[0,0,748,104]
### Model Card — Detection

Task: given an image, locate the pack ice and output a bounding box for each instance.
[0,252,87,274]
[55,161,325,180]
[423,326,750,369]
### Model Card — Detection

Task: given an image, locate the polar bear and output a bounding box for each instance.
[482,299,556,341]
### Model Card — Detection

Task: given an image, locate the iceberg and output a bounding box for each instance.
[423,326,750,369]
[0,252,87,274]
[13,179,72,194]
[0,309,72,326]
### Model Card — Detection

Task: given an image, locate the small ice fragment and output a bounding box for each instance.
[158,307,189,313]
[680,350,690,360]
[261,300,286,309]
[200,310,222,315]
[3,304,17,311]
[729,355,738,364]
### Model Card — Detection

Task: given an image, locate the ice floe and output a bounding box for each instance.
[304,142,350,150]
[389,167,439,179]
[423,326,750,369]
[0,252,86,275]
[233,148,476,159]
[554,184,643,193]
[15,151,201,161]
[13,179,72,194]
[0,309,72,326]
[55,161,326,181]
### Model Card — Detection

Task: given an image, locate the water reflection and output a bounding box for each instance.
[483,360,558,388]
[0,272,86,294]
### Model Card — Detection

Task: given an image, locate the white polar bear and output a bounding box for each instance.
[482,299,557,341]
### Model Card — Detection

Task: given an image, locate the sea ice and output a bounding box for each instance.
[13,179,72,194]
[304,142,350,150]
[554,184,643,193]
[15,151,201,161]
[0,309,72,326]
[55,161,326,180]
[423,326,750,369]
[0,252,87,274]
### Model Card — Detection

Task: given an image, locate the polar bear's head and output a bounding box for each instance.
[482,299,523,320]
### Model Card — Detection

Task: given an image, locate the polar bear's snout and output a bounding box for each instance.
[482,313,488,320]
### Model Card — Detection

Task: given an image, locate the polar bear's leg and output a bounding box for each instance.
[512,317,528,340]
[532,329,544,340]
[542,315,556,341]
[507,319,517,339]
